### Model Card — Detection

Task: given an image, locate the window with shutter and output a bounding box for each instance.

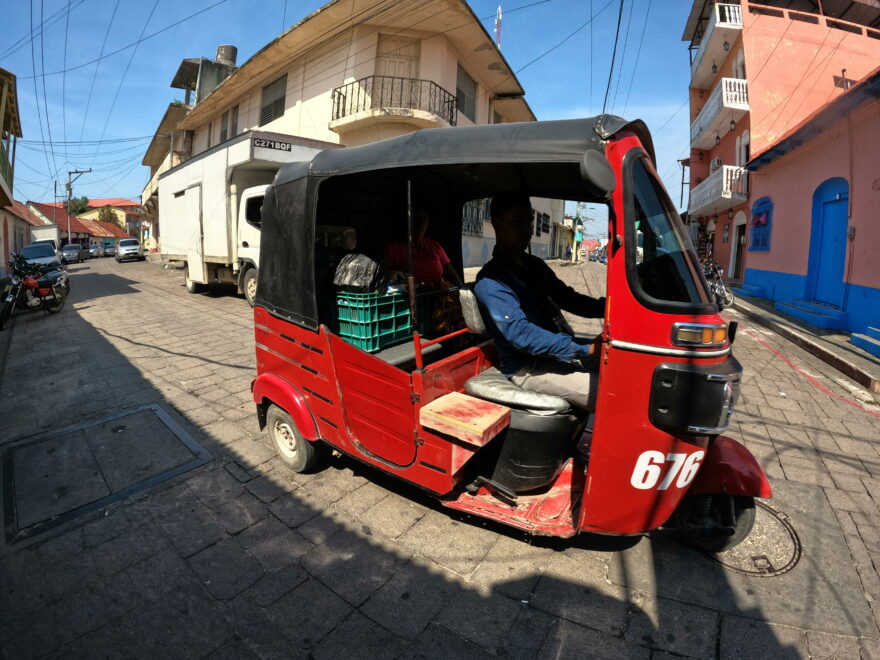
[231,105,239,136]
[456,64,477,123]
[207,121,213,148]
[260,75,287,126]
[220,111,229,142]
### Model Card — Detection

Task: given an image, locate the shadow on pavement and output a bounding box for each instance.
[0,279,831,659]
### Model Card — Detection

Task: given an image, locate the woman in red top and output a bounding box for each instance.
[384,207,463,286]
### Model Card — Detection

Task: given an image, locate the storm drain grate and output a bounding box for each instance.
[706,500,802,577]
[2,404,211,544]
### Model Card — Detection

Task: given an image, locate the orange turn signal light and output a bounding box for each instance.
[672,323,727,348]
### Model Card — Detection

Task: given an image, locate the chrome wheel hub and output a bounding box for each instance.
[274,420,298,459]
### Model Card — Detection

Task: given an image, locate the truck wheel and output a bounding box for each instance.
[242,267,258,307]
[266,404,323,473]
[185,274,206,294]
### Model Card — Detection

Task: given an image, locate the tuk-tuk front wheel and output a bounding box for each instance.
[266,404,322,473]
[674,494,756,553]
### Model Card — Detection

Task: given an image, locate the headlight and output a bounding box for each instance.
[11,276,21,285]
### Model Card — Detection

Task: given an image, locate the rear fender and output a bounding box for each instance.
[689,435,772,498]
[251,372,318,440]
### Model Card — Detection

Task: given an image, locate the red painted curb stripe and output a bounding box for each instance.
[743,328,880,420]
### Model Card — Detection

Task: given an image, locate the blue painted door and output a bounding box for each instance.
[809,179,849,308]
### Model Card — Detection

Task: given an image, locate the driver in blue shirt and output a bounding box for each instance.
[474,192,605,411]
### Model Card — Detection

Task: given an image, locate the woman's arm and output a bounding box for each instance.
[442,260,463,287]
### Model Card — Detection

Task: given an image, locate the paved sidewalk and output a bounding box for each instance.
[732,295,880,400]
[1,258,880,658]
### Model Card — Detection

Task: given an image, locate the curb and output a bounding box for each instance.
[732,297,880,397]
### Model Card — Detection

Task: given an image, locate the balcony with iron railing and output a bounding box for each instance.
[691,78,749,149]
[688,164,748,217]
[329,75,457,138]
[690,3,743,88]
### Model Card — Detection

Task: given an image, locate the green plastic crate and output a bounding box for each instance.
[334,290,412,352]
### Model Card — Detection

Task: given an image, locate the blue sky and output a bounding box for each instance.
[1,0,694,221]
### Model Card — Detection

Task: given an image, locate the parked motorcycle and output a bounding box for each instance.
[703,260,735,310]
[0,253,69,330]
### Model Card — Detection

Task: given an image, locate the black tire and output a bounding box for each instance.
[266,404,323,473]
[45,288,66,314]
[242,267,258,307]
[675,495,756,553]
[185,274,206,294]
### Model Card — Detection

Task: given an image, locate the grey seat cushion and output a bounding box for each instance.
[374,339,445,369]
[458,286,487,335]
[465,367,570,414]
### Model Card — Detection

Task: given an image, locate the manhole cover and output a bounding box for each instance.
[707,500,802,577]
[2,404,211,544]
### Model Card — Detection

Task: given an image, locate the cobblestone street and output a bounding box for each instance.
[2,257,880,658]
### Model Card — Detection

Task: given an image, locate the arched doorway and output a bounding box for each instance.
[728,211,747,281]
[807,177,849,309]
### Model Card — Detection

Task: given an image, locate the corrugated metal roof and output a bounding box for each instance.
[3,200,45,226]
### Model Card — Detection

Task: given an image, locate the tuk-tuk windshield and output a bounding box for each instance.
[628,153,711,307]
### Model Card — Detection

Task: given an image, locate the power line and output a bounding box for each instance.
[28,0,55,184]
[602,0,626,116]
[0,0,85,60]
[62,0,72,169]
[609,0,635,113]
[90,0,160,169]
[39,0,61,181]
[513,0,614,77]
[622,0,651,116]
[77,0,120,151]
[21,135,157,145]
[18,0,233,80]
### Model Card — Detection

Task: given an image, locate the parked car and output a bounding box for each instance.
[116,238,144,262]
[89,244,104,258]
[32,238,60,253]
[21,242,62,268]
[61,243,88,263]
[104,243,117,257]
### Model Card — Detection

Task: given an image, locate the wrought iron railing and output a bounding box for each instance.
[331,75,457,126]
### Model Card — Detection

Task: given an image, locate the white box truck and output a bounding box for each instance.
[158,130,335,305]
[30,224,61,251]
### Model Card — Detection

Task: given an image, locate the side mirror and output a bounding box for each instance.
[580,150,617,197]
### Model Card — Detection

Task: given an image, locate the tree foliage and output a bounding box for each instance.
[65,196,90,215]
[97,206,117,225]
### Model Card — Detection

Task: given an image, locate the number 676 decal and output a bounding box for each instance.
[630,450,705,490]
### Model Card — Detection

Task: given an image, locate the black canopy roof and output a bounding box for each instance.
[257,115,654,330]
[274,115,655,186]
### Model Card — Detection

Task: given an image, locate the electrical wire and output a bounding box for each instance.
[39,0,62,181]
[512,0,614,77]
[609,0,635,113]
[18,0,233,80]
[0,0,85,60]
[28,0,55,184]
[62,0,72,169]
[601,0,626,116]
[621,0,651,116]
[90,0,160,169]
[77,0,120,150]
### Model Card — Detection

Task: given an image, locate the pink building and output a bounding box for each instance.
[740,67,880,354]
[682,0,880,284]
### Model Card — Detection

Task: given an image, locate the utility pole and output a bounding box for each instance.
[65,169,91,245]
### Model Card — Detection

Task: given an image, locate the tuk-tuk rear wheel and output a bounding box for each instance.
[266,404,321,473]
[675,494,756,554]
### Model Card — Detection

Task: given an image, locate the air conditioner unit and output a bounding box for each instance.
[710,158,724,171]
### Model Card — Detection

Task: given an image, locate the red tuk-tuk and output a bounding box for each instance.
[251,116,771,552]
